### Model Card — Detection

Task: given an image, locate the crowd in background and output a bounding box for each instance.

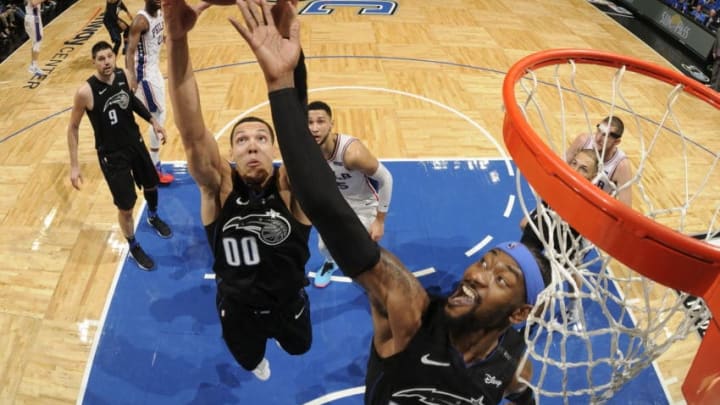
[0,0,75,62]
[666,0,720,32]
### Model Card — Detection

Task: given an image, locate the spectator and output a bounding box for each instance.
[0,3,18,39]
[711,22,720,90]
[706,9,720,31]
[691,4,709,24]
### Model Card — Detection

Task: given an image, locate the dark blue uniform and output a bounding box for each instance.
[365,298,525,405]
[205,167,312,370]
[86,69,158,210]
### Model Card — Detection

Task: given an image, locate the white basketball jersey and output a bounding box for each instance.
[327,134,379,209]
[134,9,164,82]
[25,1,40,19]
[582,137,627,194]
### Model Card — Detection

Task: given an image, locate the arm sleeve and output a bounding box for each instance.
[369,162,393,213]
[131,94,153,123]
[294,50,308,109]
[269,88,380,277]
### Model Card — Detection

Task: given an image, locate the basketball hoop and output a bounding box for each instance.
[502,49,720,404]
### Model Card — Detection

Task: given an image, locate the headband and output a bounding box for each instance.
[493,241,544,306]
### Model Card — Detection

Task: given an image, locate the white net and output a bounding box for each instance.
[506,54,719,403]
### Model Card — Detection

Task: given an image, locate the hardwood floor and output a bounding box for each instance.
[0,0,716,403]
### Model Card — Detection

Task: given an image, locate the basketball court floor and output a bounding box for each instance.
[79,162,668,404]
[0,0,717,404]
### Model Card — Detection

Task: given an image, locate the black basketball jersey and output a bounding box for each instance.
[85,69,144,153]
[365,298,525,405]
[520,201,582,262]
[104,0,119,22]
[206,167,311,307]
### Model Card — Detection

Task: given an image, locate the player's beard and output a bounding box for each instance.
[442,299,515,335]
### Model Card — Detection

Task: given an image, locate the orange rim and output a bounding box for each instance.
[501,48,720,313]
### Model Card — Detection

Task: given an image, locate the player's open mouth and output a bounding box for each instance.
[448,283,479,306]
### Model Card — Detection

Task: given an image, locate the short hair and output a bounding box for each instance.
[602,115,624,138]
[574,149,600,179]
[230,116,275,145]
[91,41,114,59]
[307,100,332,117]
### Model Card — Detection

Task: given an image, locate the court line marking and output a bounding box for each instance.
[218,85,515,177]
[302,385,365,405]
[76,201,148,405]
[5,55,716,160]
[465,235,494,257]
[504,195,516,218]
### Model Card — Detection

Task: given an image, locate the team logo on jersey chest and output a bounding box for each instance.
[103,90,130,112]
[222,209,291,246]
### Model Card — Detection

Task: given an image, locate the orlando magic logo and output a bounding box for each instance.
[222,209,291,246]
[103,90,130,112]
[391,388,485,405]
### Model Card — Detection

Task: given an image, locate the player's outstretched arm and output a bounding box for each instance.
[163,0,229,224]
[234,0,428,356]
[344,141,393,241]
[125,13,149,92]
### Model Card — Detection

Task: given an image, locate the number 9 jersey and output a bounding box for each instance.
[86,69,145,153]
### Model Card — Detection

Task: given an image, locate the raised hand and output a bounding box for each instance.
[230,0,300,91]
[271,0,299,38]
[162,0,211,40]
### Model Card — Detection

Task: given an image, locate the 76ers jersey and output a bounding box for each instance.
[582,137,627,195]
[207,168,311,306]
[365,299,525,405]
[134,9,164,83]
[327,134,379,210]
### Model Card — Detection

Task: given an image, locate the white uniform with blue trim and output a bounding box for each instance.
[133,9,165,116]
[327,133,379,216]
[582,137,627,195]
[318,134,379,260]
[24,1,43,50]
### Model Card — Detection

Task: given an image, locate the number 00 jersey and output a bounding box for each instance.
[205,168,311,307]
[85,69,144,153]
[365,298,525,405]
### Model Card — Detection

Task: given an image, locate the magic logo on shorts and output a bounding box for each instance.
[222,209,291,246]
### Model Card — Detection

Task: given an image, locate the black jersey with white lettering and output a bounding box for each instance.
[86,69,144,153]
[365,298,525,405]
[206,167,311,307]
